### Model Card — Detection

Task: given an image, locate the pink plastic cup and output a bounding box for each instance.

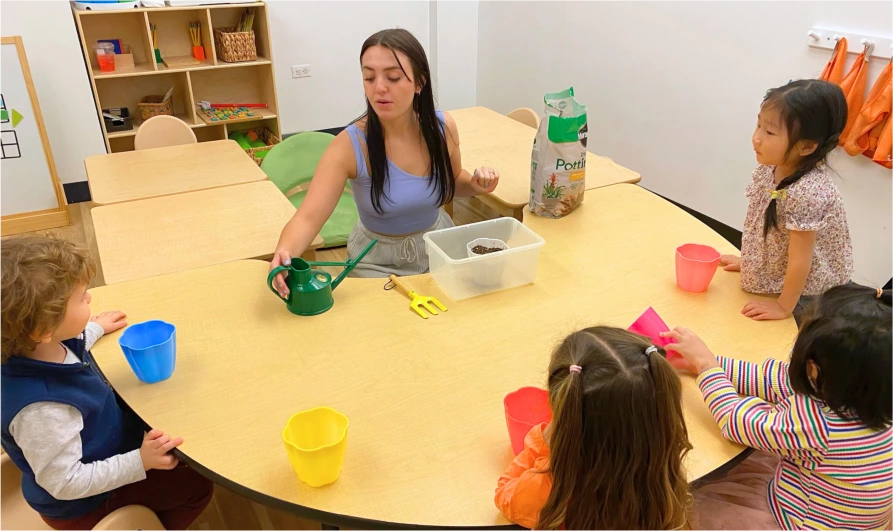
[628,306,682,363]
[675,244,721,293]
[504,387,552,455]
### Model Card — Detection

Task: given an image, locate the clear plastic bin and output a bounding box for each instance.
[423,218,545,300]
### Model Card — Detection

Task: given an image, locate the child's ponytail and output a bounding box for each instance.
[536,367,584,530]
[537,328,693,529]
[761,79,847,237]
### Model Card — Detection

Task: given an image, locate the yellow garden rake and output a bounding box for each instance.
[387,275,447,319]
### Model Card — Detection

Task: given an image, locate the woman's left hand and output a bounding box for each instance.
[470,167,500,194]
[742,300,790,321]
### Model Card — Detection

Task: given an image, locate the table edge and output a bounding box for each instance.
[172,436,748,529]
[88,178,271,206]
[175,447,522,530]
[84,140,265,205]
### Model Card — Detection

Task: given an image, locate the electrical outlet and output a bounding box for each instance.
[291,64,311,78]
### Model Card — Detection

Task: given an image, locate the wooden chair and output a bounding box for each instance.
[1,453,165,530]
[92,505,165,530]
[134,116,197,151]
[507,107,539,129]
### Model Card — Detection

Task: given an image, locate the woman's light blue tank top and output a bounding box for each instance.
[345,111,445,235]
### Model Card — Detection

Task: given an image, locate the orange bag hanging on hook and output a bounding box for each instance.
[871,115,891,169]
[838,49,870,147]
[820,37,848,85]
[865,95,893,169]
[844,61,892,156]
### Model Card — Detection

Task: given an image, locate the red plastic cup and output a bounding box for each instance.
[675,244,721,293]
[504,387,552,455]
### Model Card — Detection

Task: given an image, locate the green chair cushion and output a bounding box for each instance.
[288,190,358,248]
[261,131,357,248]
[260,131,336,194]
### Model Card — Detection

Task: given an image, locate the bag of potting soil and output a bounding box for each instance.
[529,87,588,218]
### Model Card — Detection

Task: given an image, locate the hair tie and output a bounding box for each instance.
[569,365,582,374]
[877,288,883,299]
[767,189,787,201]
[645,345,658,356]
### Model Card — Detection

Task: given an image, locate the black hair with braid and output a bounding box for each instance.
[761,79,847,238]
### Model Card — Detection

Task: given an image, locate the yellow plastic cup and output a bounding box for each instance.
[282,407,349,487]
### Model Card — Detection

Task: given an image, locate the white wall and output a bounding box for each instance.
[476,1,892,286]
[430,1,478,110]
[267,0,430,133]
[0,1,107,185]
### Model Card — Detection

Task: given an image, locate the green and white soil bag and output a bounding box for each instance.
[529,87,588,218]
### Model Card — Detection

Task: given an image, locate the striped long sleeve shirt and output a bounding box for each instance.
[698,356,892,530]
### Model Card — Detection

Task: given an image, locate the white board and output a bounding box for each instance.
[1,40,59,216]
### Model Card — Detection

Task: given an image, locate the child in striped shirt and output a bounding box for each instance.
[662,284,891,530]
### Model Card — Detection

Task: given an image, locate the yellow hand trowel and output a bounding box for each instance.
[387,275,447,319]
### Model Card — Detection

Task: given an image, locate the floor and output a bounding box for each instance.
[6,196,499,530]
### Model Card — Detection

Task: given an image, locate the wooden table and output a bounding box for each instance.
[85,140,268,206]
[91,181,322,284]
[88,184,795,528]
[450,106,642,220]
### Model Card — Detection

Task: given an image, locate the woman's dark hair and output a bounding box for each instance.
[761,79,847,237]
[355,29,454,214]
[537,326,692,530]
[789,284,892,431]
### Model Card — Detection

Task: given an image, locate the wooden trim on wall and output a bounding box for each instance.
[1,208,70,236]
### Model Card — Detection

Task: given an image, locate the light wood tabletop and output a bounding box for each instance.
[449,106,642,220]
[91,181,322,285]
[88,184,795,528]
[85,140,268,206]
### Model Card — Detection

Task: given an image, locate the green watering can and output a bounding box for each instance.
[267,240,377,316]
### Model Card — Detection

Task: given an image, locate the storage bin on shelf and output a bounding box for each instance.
[214,27,257,63]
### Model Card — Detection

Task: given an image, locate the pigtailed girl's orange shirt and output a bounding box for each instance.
[494,423,553,529]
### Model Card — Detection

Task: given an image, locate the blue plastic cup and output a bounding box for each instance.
[118,320,176,384]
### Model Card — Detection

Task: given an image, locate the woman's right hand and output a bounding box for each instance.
[270,250,292,298]
[720,254,741,272]
[139,429,182,471]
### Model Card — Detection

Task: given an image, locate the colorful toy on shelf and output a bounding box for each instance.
[198,101,267,111]
[201,106,256,122]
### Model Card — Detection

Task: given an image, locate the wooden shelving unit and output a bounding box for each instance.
[72,1,280,154]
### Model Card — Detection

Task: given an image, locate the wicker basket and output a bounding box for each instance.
[240,127,280,166]
[214,27,257,63]
[137,94,173,120]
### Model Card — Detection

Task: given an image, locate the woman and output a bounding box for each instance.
[271,28,499,293]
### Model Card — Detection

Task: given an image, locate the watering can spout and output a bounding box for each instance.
[331,239,378,290]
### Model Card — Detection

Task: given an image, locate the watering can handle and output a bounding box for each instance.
[331,239,378,289]
[267,266,290,302]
